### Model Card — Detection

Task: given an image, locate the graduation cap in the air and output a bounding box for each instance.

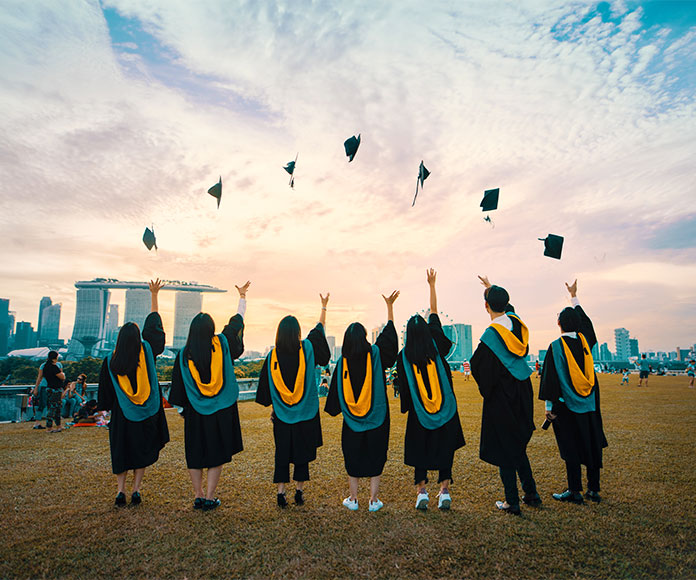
[480,188,499,212]
[344,134,361,162]
[412,161,430,207]
[142,226,157,251]
[208,177,222,209]
[284,154,298,188]
[539,234,564,259]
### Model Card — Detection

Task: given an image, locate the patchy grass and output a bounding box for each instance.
[1,374,695,579]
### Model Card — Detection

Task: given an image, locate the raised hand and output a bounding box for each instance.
[478,275,491,289]
[148,278,165,293]
[565,279,578,297]
[320,293,330,308]
[427,268,437,285]
[235,281,251,298]
[382,290,400,306]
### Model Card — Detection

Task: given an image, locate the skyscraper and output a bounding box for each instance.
[67,287,111,358]
[105,304,119,345]
[326,335,336,362]
[14,322,36,350]
[39,303,61,346]
[599,343,613,361]
[614,328,630,360]
[124,289,151,329]
[36,296,52,342]
[442,323,473,363]
[173,292,203,349]
[629,338,639,358]
[0,298,10,356]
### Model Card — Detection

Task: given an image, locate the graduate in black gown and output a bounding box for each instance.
[256,293,331,507]
[325,290,399,512]
[395,269,465,511]
[539,280,608,504]
[168,281,250,511]
[97,279,170,507]
[470,276,541,516]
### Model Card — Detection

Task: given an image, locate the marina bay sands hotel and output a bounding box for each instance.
[67,278,225,358]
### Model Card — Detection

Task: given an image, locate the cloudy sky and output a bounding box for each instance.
[1,0,694,354]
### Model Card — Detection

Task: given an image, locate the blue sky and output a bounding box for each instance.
[0,0,694,353]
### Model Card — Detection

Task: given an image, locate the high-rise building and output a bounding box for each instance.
[599,343,613,361]
[14,321,36,350]
[124,289,151,330]
[39,303,61,346]
[442,323,473,363]
[0,298,10,356]
[677,348,691,362]
[326,335,336,362]
[629,338,639,358]
[67,287,111,358]
[173,292,203,349]
[36,296,52,342]
[538,349,548,362]
[105,304,119,345]
[371,324,386,344]
[614,328,630,360]
[591,344,599,360]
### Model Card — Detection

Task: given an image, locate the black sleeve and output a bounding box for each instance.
[375,321,398,369]
[324,369,341,416]
[167,355,189,408]
[97,358,114,412]
[307,323,331,366]
[428,313,453,359]
[396,354,412,413]
[255,358,272,406]
[222,314,245,360]
[538,343,562,403]
[470,343,496,399]
[142,312,165,357]
[575,305,597,351]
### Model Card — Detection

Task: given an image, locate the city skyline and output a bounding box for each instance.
[1,2,694,354]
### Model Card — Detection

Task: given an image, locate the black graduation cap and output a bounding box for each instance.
[412,161,430,207]
[539,234,564,259]
[208,176,222,209]
[480,188,499,212]
[142,226,157,251]
[344,134,361,162]
[284,154,298,188]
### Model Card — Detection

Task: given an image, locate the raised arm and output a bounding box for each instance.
[565,279,596,348]
[382,290,399,323]
[565,279,577,299]
[319,293,330,327]
[234,280,250,318]
[149,278,165,313]
[427,268,437,315]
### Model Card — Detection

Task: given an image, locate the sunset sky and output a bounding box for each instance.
[1,0,694,355]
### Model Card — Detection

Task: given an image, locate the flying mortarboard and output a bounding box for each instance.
[412,161,430,207]
[142,226,157,251]
[480,188,499,212]
[284,154,298,188]
[208,177,222,209]
[539,234,564,259]
[344,134,361,162]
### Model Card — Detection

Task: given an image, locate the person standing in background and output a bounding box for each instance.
[638,354,650,387]
[41,351,66,432]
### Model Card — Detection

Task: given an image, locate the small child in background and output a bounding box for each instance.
[621,369,630,385]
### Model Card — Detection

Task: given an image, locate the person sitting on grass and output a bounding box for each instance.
[61,378,84,418]
[74,400,99,423]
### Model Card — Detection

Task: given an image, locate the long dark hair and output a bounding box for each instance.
[404,315,438,366]
[184,313,216,382]
[110,322,141,375]
[275,315,301,354]
[341,322,371,359]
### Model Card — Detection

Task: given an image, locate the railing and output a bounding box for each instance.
[0,378,260,423]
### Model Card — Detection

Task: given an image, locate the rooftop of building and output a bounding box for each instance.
[75,279,226,292]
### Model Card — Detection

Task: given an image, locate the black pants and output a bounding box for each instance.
[46,389,62,428]
[566,461,600,492]
[274,461,309,484]
[498,451,537,506]
[414,466,453,486]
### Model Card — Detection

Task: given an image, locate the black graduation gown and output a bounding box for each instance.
[168,314,245,469]
[470,313,535,469]
[395,314,465,470]
[539,305,608,468]
[324,321,398,477]
[256,323,331,466]
[97,312,170,474]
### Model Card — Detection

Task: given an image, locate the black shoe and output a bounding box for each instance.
[552,490,584,504]
[522,493,542,507]
[277,493,288,508]
[33,424,45,430]
[114,492,127,507]
[202,498,221,511]
[294,489,305,506]
[130,491,142,506]
[495,500,521,516]
[193,497,205,510]
[585,490,601,503]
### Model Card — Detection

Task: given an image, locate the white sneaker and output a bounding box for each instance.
[437,490,451,510]
[415,491,429,510]
[368,499,384,512]
[342,497,359,511]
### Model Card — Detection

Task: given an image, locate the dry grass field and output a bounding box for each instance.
[1,374,695,579]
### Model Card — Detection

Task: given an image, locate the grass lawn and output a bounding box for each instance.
[1,374,694,579]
